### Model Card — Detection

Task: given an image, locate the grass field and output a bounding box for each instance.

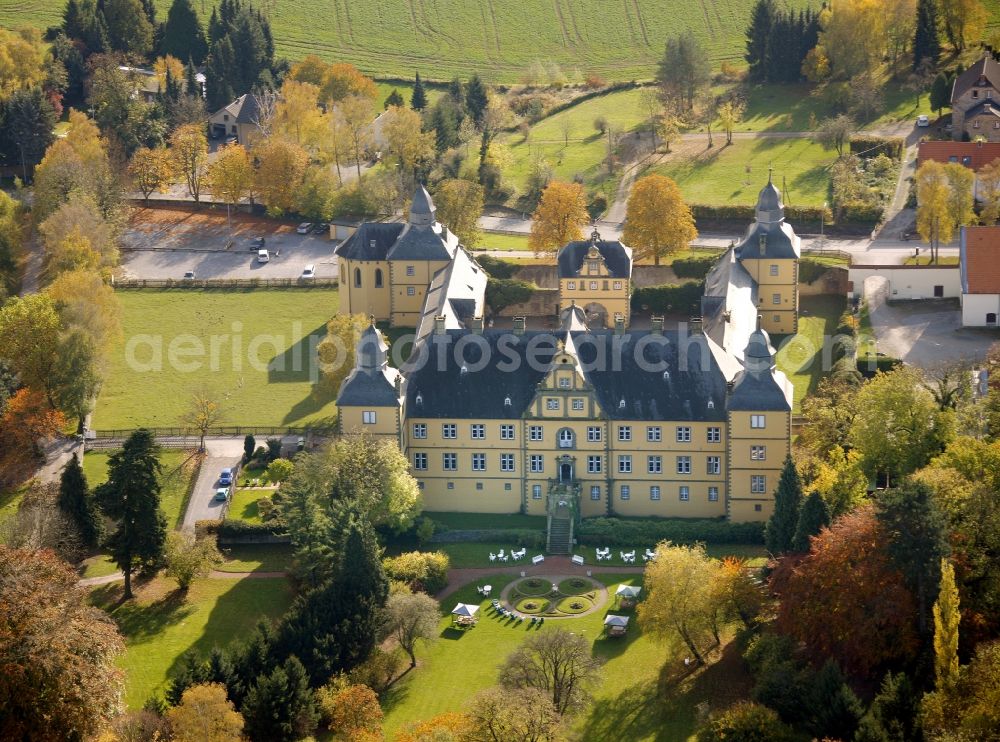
[92,289,340,430]
[477,232,532,251]
[215,543,295,573]
[0,0,815,82]
[382,573,752,739]
[775,294,846,411]
[90,576,293,708]
[227,487,272,525]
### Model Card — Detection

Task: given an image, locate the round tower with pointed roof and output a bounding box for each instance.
[409,184,437,227]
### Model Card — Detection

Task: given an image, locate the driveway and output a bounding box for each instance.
[181,438,246,532]
[122,241,338,280]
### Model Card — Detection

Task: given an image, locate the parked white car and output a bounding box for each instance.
[296,222,313,234]
[257,249,269,263]
[302,264,315,279]
[917,115,930,127]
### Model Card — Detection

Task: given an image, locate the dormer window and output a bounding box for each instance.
[587,260,600,275]
[415,393,423,405]
[619,398,626,409]
[504,396,511,407]
[460,364,468,375]
[707,399,715,409]
[974,90,980,98]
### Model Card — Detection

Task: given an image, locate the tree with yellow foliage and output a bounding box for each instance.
[152,55,185,92]
[978,158,1000,225]
[717,98,746,145]
[274,79,327,150]
[395,712,473,742]
[254,138,308,216]
[383,105,436,185]
[207,143,253,230]
[169,123,209,203]
[623,174,696,266]
[817,0,886,79]
[0,27,49,99]
[181,388,225,452]
[322,62,377,103]
[288,54,329,87]
[128,147,173,205]
[917,160,957,264]
[315,682,383,740]
[47,268,123,354]
[939,0,987,52]
[933,558,960,688]
[944,160,975,233]
[166,683,244,742]
[337,94,376,181]
[528,180,588,256]
[434,178,485,247]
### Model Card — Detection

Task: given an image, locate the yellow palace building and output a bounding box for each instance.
[336,182,798,552]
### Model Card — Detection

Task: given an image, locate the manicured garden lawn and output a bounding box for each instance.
[653,137,833,207]
[80,554,121,578]
[83,449,199,529]
[775,294,847,412]
[93,288,340,430]
[477,232,532,251]
[227,487,273,525]
[90,576,293,708]
[215,544,295,573]
[426,511,546,531]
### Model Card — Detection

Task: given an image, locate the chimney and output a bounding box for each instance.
[434,315,446,334]
[689,317,703,335]
[614,314,625,335]
[513,316,526,335]
[469,315,484,333]
[650,316,664,335]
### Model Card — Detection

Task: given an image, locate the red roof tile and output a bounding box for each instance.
[918,141,1000,171]
[964,226,1000,293]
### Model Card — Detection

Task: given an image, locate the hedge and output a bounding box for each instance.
[689,203,831,224]
[672,255,718,280]
[383,551,450,594]
[429,528,545,549]
[838,200,884,224]
[849,135,904,160]
[857,354,902,378]
[217,519,284,538]
[631,281,705,314]
[476,254,519,279]
[578,517,765,546]
[798,258,829,285]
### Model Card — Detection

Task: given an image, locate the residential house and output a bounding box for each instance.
[917,140,1000,201]
[951,54,1000,141]
[207,93,263,145]
[960,225,1000,326]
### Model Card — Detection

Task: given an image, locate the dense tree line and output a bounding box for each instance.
[744,0,819,84]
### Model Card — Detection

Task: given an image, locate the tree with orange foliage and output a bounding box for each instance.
[316,682,383,740]
[528,180,589,257]
[0,388,65,486]
[322,62,378,103]
[712,556,764,630]
[772,505,919,676]
[394,712,473,742]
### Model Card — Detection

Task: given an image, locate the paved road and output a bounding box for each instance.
[181,438,246,532]
[121,240,339,280]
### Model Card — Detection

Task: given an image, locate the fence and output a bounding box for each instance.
[84,424,338,450]
[111,278,339,289]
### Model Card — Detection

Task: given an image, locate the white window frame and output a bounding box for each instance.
[613,280,623,290]
[647,426,661,442]
[559,377,571,388]
[532,484,542,499]
[546,398,559,410]
[590,485,601,501]
[472,453,486,471]
[572,398,585,411]
[769,264,779,276]
[500,424,515,440]
[679,486,690,501]
[620,485,630,500]
[751,475,766,494]
[587,455,603,474]
[676,456,691,475]
[707,426,721,443]
[567,281,576,290]
[648,456,662,474]
[412,423,427,439]
[587,426,602,442]
[708,486,719,502]
[529,425,543,441]
[751,445,766,461]
[407,286,416,296]
[362,410,377,424]
[707,456,721,475]
[650,485,661,501]
[618,455,632,474]
[413,452,427,470]
[406,265,415,276]
[443,453,457,471]
[675,426,691,442]
[771,293,781,305]
[471,424,485,439]
[750,415,765,429]
[530,454,544,473]
[558,429,574,448]
[618,425,632,442]
[500,453,515,472]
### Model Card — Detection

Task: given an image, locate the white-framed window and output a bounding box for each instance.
[772,293,781,305]
[567,281,576,290]
[546,398,559,410]
[362,411,377,424]
[618,455,632,474]
[590,281,598,290]
[708,486,719,502]
[751,475,767,494]
[650,485,661,501]
[751,445,766,461]
[559,377,571,388]
[679,486,690,501]
[648,456,662,474]
[676,426,691,442]
[572,398,585,411]
[618,425,632,442]
[590,485,601,500]
[406,265,415,276]
[530,454,544,473]
[500,453,515,472]
[587,426,602,442]
[587,455,603,474]
[707,456,721,475]
[501,424,515,440]
[707,426,721,443]
[442,423,457,438]
[532,484,542,499]
[676,456,691,474]
[647,426,661,442]
[413,452,427,470]
[407,286,416,296]
[443,453,457,471]
[529,425,543,441]
[412,423,427,439]
[751,415,765,429]
[558,429,574,448]
[620,485,630,500]
[613,280,623,290]
[472,453,486,471]
[471,424,485,439]
[769,264,779,276]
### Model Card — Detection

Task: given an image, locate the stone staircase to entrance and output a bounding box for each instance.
[547,517,572,554]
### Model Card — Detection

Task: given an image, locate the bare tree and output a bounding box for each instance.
[468,686,561,741]
[498,629,602,715]
[383,590,440,667]
[252,88,279,140]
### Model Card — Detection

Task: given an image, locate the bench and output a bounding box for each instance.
[571,555,584,566]
[532,554,545,565]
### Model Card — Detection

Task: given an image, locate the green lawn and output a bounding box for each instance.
[227,487,273,525]
[83,449,198,529]
[91,576,293,708]
[652,136,833,207]
[93,289,340,430]
[426,511,546,531]
[477,232,532,252]
[215,543,295,573]
[375,80,444,109]
[0,0,813,82]
[775,294,847,412]
[0,483,27,526]
[383,572,752,740]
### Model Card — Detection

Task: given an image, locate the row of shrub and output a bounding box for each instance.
[798,257,832,284]
[671,255,719,280]
[630,281,705,315]
[195,518,285,539]
[429,528,546,549]
[382,551,450,594]
[849,135,904,160]
[578,517,765,546]
[830,306,863,385]
[689,203,832,224]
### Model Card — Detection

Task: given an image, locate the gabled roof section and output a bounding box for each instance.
[558,302,590,332]
[334,222,405,261]
[964,100,1000,121]
[557,235,633,279]
[337,324,402,407]
[387,221,459,261]
[701,247,758,359]
[952,54,1000,102]
[962,225,1000,294]
[917,140,1000,171]
[728,328,793,412]
[414,247,487,343]
[211,93,261,124]
[734,178,801,261]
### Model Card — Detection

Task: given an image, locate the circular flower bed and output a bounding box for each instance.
[556,595,594,615]
[515,597,551,614]
[517,578,552,597]
[557,578,592,595]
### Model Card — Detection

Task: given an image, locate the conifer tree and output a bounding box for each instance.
[384,88,404,109]
[914,0,941,71]
[930,73,951,116]
[411,71,427,111]
[242,656,318,742]
[465,74,488,125]
[58,452,101,549]
[765,455,803,554]
[95,429,167,599]
[745,0,776,82]
[185,57,199,97]
[791,490,830,553]
[933,558,960,688]
[161,0,208,65]
[808,659,864,740]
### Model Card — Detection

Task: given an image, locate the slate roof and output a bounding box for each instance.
[728,329,793,412]
[952,54,1000,102]
[211,93,261,124]
[557,239,633,279]
[335,222,405,260]
[961,225,1000,294]
[403,329,729,421]
[337,326,402,407]
[415,247,487,343]
[701,247,758,358]
[964,100,1000,121]
[386,222,459,261]
[733,179,801,261]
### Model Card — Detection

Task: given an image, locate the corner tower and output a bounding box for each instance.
[336,321,403,441]
[734,176,801,335]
